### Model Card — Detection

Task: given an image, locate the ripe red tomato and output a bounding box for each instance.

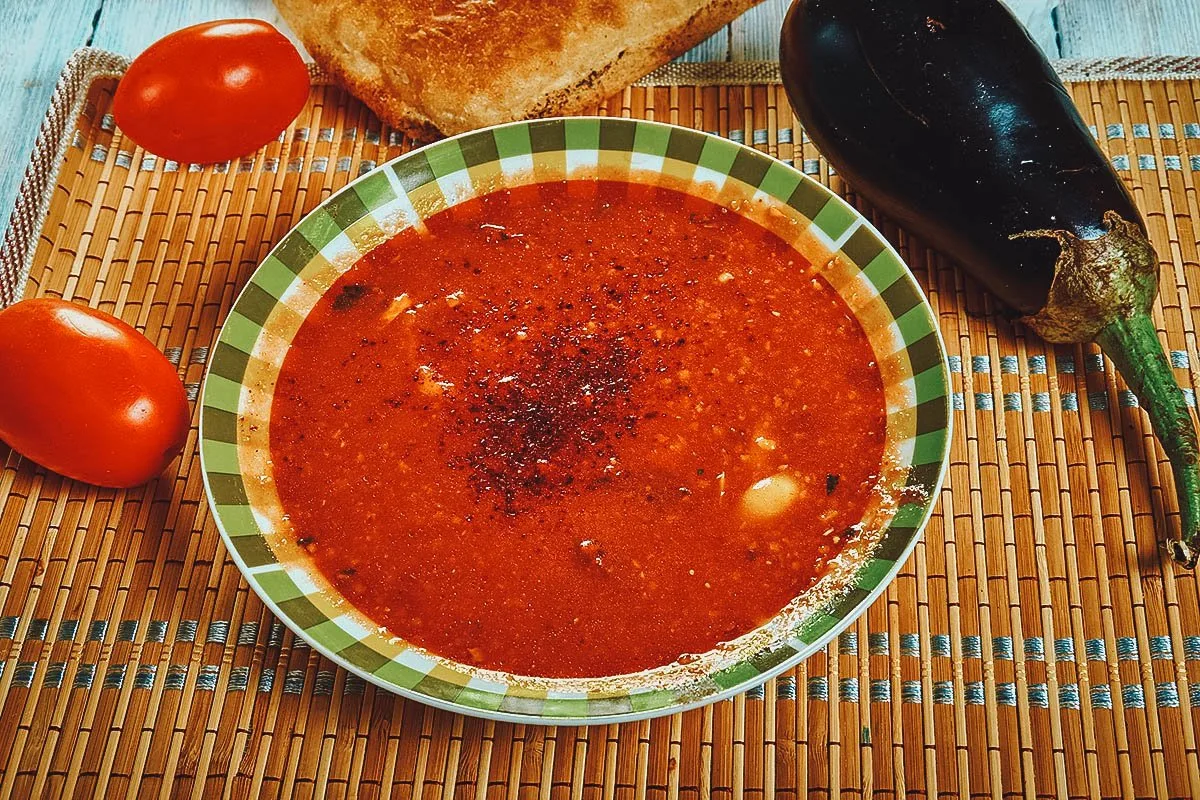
[0,298,191,488]
[113,19,309,164]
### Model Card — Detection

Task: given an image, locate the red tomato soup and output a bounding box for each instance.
[270,180,886,678]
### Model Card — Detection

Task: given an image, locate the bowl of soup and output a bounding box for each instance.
[200,118,952,723]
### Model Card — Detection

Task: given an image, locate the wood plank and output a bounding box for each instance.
[0,1,100,234]
[89,0,305,56]
[1058,0,1200,57]
[679,26,731,63]
[730,0,789,61]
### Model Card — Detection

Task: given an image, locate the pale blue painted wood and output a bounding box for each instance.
[2,0,1199,232]
[0,1,100,238]
[679,29,731,63]
[1058,0,1200,58]
[90,0,299,55]
[730,0,791,61]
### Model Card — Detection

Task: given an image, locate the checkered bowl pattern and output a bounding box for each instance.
[199,118,952,723]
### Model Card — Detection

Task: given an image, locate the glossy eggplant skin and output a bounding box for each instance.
[779,0,1143,318]
[781,0,1200,567]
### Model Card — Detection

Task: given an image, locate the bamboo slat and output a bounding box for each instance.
[3,69,1200,799]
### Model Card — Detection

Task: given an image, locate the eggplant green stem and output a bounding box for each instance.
[1096,311,1200,568]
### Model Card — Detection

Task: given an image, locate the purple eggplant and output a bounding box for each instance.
[780,0,1200,565]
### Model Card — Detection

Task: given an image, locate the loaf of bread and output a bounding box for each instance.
[274,0,763,137]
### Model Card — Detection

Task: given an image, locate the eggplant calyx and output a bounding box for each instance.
[1167,539,1197,570]
[1096,311,1200,569]
[1014,211,1158,344]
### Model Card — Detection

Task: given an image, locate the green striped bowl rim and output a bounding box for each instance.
[199,118,952,724]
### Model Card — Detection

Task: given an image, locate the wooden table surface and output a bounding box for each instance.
[2,0,1199,230]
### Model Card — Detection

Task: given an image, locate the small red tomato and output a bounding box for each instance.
[113,19,309,164]
[0,298,191,488]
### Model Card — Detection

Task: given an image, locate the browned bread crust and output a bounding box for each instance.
[275,0,763,137]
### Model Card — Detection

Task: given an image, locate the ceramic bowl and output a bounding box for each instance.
[200,118,952,724]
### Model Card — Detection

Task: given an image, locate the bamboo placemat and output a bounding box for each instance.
[4,51,1200,800]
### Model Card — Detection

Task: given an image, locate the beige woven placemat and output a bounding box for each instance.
[3,48,1200,798]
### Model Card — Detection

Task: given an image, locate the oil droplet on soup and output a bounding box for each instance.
[270,180,887,678]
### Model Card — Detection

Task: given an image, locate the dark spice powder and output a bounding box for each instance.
[451,326,643,512]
